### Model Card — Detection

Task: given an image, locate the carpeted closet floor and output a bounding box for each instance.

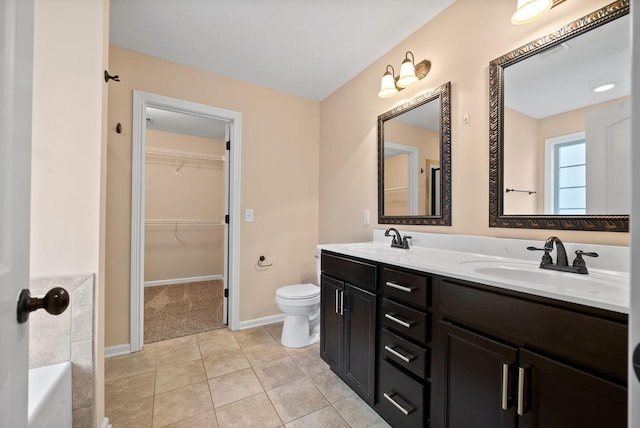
[144,280,225,344]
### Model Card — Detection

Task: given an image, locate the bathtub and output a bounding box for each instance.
[28,362,72,428]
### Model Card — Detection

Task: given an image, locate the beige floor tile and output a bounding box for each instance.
[155,341,202,368]
[162,410,219,428]
[233,327,276,348]
[289,347,326,377]
[198,329,241,358]
[264,322,283,341]
[266,377,329,424]
[284,342,320,356]
[203,349,251,379]
[156,359,207,394]
[105,371,156,412]
[215,393,282,428]
[307,367,355,403]
[105,346,157,382]
[333,395,391,428]
[157,334,198,349]
[285,406,350,428]
[208,367,264,408]
[153,381,214,428]
[243,342,288,367]
[253,356,306,390]
[108,396,154,428]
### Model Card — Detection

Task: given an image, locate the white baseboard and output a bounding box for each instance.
[144,274,223,288]
[105,343,132,358]
[236,313,285,330]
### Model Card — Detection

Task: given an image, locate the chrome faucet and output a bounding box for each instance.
[384,228,411,249]
[527,236,598,274]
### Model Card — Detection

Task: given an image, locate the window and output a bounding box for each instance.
[544,132,586,215]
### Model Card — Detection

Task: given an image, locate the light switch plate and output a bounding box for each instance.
[363,209,370,225]
[245,209,254,222]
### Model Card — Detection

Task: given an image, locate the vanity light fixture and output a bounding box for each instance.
[511,0,566,25]
[378,51,431,98]
[378,65,399,98]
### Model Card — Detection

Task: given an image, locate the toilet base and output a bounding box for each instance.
[281,314,320,348]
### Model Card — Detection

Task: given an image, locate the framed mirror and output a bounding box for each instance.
[378,81,451,225]
[489,0,629,232]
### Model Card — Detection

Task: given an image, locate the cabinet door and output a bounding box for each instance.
[518,349,627,428]
[320,275,344,371]
[344,284,376,404]
[441,321,518,428]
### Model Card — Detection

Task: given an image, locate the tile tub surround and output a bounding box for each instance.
[105,324,390,428]
[29,274,97,428]
[320,230,630,313]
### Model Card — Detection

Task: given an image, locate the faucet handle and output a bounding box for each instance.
[572,250,598,274]
[527,246,552,265]
[575,250,599,258]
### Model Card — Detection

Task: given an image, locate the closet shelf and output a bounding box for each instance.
[145,218,224,226]
[145,146,225,163]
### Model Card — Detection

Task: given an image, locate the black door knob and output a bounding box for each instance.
[16,287,70,324]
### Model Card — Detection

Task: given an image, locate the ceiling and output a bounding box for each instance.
[109,0,455,102]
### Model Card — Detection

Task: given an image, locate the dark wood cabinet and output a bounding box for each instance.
[434,280,628,428]
[320,252,377,404]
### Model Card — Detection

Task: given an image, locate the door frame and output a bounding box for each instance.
[130,90,242,352]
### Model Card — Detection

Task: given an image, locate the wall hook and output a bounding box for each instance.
[104,70,120,82]
[116,123,122,134]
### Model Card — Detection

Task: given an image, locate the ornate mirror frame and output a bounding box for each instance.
[489,0,629,232]
[378,81,451,225]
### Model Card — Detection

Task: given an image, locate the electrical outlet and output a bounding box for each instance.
[363,209,370,225]
[245,209,254,222]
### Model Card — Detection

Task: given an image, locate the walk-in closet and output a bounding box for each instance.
[143,107,228,343]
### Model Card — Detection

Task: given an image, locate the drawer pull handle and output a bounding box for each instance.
[385,281,415,293]
[517,365,528,416]
[384,345,415,363]
[383,392,414,416]
[335,289,339,314]
[384,313,412,328]
[502,363,510,410]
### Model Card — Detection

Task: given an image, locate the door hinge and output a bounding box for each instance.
[224,288,229,298]
[225,214,229,224]
[226,140,230,150]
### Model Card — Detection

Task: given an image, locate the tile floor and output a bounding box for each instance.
[105,323,391,428]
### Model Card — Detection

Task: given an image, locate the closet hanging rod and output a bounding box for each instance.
[145,218,224,225]
[145,146,225,163]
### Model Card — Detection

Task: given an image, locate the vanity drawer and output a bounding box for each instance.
[378,359,426,428]
[381,328,429,379]
[382,267,431,309]
[382,299,430,344]
[321,252,376,292]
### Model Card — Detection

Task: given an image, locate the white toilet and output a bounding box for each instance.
[275,256,321,348]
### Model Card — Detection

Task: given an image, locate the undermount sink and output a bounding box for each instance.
[457,260,627,297]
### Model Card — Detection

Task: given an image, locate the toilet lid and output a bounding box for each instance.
[276,283,319,300]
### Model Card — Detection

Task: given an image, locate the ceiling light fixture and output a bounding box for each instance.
[378,51,431,98]
[592,82,616,93]
[511,0,566,25]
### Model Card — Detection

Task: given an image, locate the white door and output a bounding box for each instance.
[585,100,631,214]
[0,0,34,426]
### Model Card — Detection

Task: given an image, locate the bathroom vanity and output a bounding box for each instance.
[319,232,629,428]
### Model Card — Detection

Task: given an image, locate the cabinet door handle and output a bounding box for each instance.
[335,289,339,314]
[502,362,510,410]
[385,281,415,293]
[517,365,528,416]
[339,290,345,316]
[384,313,412,328]
[384,345,415,363]
[383,392,414,416]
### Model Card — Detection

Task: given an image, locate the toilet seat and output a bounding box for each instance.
[276,283,319,300]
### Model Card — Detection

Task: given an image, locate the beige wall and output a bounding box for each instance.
[144,130,225,281]
[504,107,539,214]
[31,0,108,424]
[319,0,629,247]
[106,47,319,347]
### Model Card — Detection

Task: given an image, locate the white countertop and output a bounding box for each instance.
[319,231,630,314]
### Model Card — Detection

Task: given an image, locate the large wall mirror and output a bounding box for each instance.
[378,81,451,225]
[489,0,629,232]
